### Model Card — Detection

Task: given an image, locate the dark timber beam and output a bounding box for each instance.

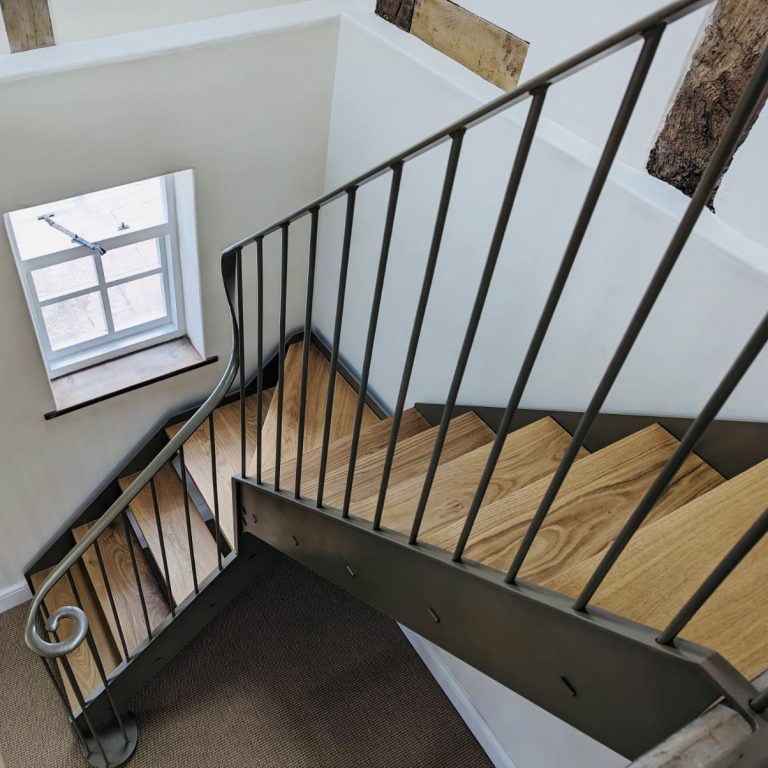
[1,0,54,53]
[647,0,768,203]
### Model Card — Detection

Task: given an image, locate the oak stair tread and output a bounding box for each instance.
[118,464,219,606]
[280,408,430,500]
[430,424,724,583]
[247,342,379,481]
[354,416,589,539]
[318,410,495,512]
[30,566,121,710]
[165,389,275,547]
[72,520,169,658]
[548,458,768,679]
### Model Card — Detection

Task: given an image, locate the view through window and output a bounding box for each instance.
[5,176,184,377]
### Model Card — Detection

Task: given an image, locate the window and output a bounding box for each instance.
[4,175,185,377]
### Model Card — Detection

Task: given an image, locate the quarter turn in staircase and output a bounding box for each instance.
[23,2,768,767]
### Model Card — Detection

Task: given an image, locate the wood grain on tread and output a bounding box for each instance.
[353,417,589,539]
[31,566,121,710]
[166,390,274,547]
[548,459,768,679]
[73,520,169,657]
[319,411,495,513]
[247,343,378,481]
[430,424,723,583]
[118,465,219,606]
[281,408,430,500]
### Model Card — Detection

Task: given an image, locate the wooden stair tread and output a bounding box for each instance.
[30,566,121,710]
[281,408,430,500]
[548,458,768,679]
[247,343,379,481]
[353,417,589,539]
[72,520,169,658]
[430,424,724,583]
[166,390,274,547]
[118,464,219,606]
[319,411,495,512]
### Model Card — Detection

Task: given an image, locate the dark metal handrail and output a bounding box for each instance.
[24,250,242,660]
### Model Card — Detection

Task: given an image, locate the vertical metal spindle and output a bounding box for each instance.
[274,225,289,490]
[410,88,547,543]
[150,476,175,616]
[41,600,112,767]
[372,130,465,530]
[342,164,403,517]
[507,35,768,584]
[59,653,112,768]
[573,310,768,610]
[121,511,153,640]
[452,28,664,563]
[316,189,357,507]
[237,247,246,478]
[68,567,130,748]
[657,507,768,646]
[91,541,130,660]
[256,237,265,484]
[209,413,223,570]
[178,446,199,594]
[752,686,768,715]
[295,207,320,499]
[40,654,88,746]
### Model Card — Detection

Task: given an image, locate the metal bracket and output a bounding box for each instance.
[38,213,107,256]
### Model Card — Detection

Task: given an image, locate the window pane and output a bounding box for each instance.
[102,239,161,282]
[8,177,167,260]
[109,274,167,332]
[41,292,107,351]
[31,256,98,302]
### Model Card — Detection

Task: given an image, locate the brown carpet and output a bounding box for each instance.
[0,553,492,768]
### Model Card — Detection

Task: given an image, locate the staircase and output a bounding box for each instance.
[24,1,768,766]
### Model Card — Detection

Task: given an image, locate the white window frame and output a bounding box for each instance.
[5,176,185,379]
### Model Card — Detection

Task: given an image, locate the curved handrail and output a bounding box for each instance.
[25,249,242,659]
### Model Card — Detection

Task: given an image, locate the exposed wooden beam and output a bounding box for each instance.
[0,0,54,53]
[375,0,416,32]
[647,0,768,202]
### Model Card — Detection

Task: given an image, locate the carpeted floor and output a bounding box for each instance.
[0,553,492,768]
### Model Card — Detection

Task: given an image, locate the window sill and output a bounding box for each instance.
[44,337,217,420]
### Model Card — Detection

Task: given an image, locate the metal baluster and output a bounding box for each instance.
[40,654,88,746]
[574,309,768,610]
[150,476,175,616]
[410,88,547,543]
[295,207,320,499]
[316,189,357,507]
[372,130,466,530]
[657,508,768,646]
[752,686,768,715]
[343,164,404,517]
[274,225,289,490]
[121,511,153,640]
[42,594,112,767]
[505,35,768,583]
[256,237,265,484]
[66,569,130,748]
[237,247,246,478]
[209,413,223,569]
[92,539,130,660]
[178,446,199,594]
[452,27,665,563]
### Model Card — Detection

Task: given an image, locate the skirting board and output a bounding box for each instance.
[400,624,517,768]
[0,580,31,614]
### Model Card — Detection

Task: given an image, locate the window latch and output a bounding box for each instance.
[37,213,107,256]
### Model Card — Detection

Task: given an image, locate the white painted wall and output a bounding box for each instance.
[0,6,9,55]
[47,0,301,44]
[0,3,343,592]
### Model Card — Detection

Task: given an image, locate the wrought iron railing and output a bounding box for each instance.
[25,0,768,764]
